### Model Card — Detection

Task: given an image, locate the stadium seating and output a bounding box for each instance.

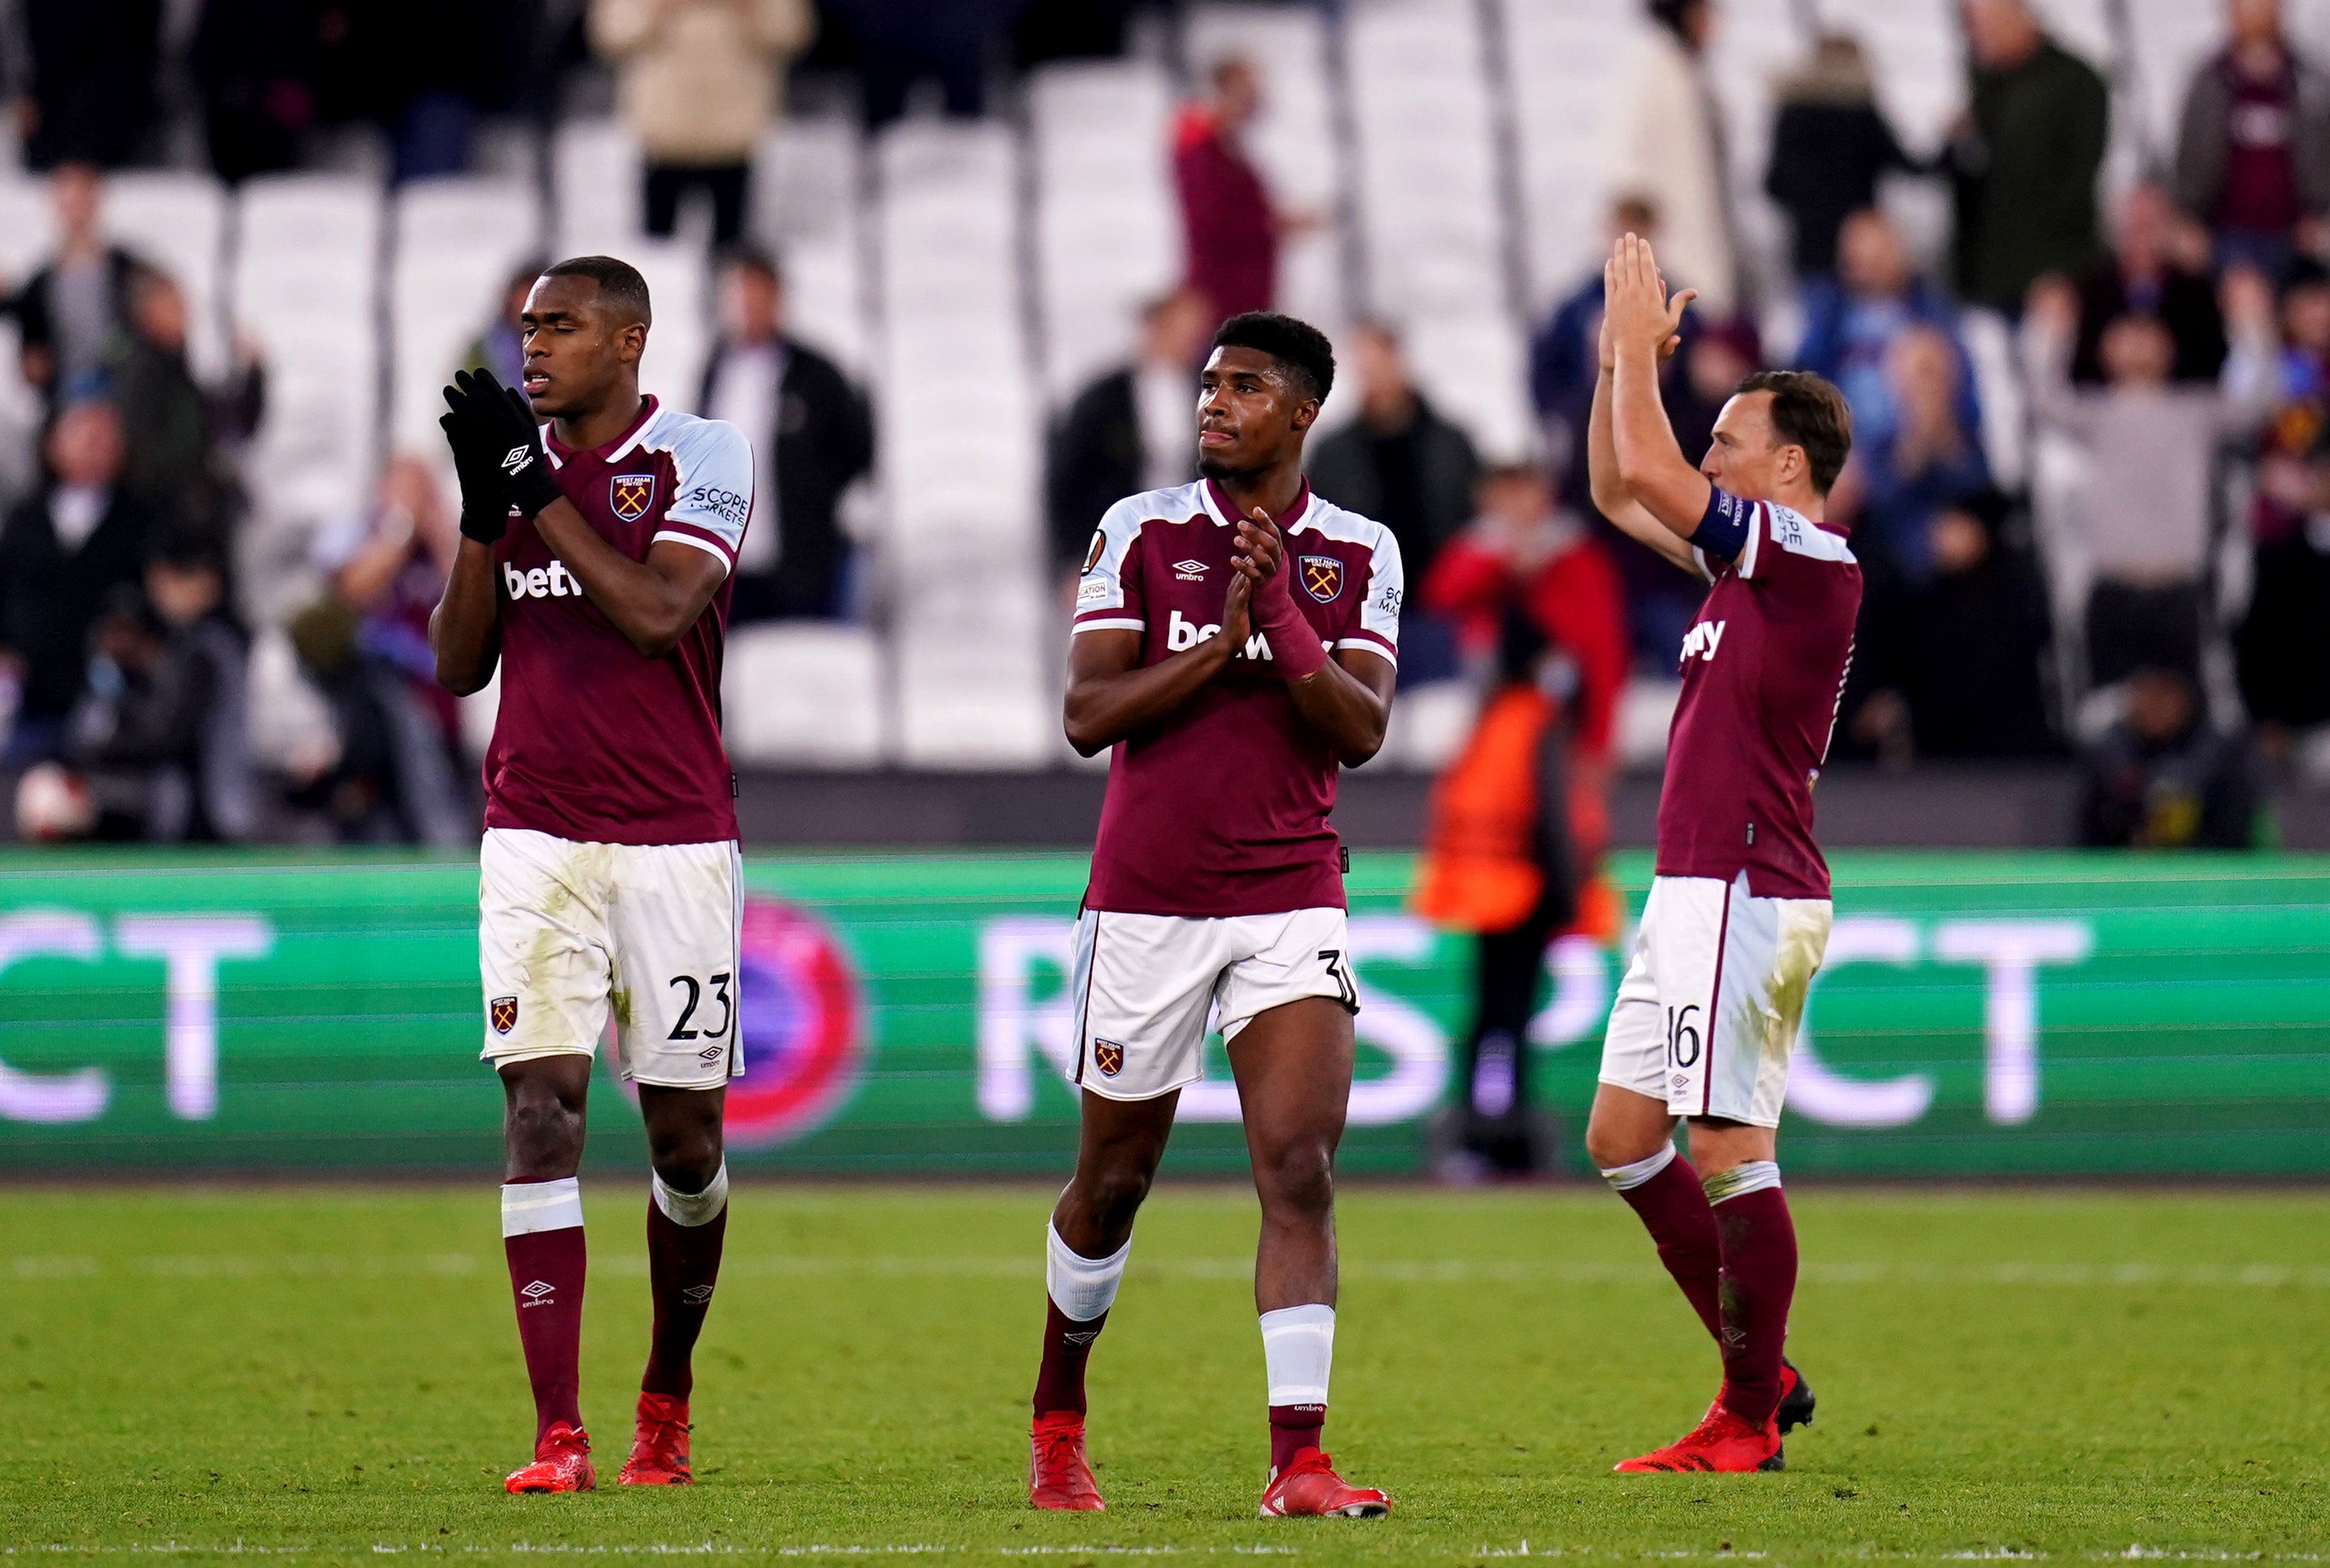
[553,118,646,254]
[872,121,1051,768]
[231,173,382,621]
[1029,59,1179,402]
[387,177,544,458]
[724,622,889,767]
[750,116,870,375]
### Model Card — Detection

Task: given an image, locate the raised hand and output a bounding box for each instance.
[1233,507,1326,681]
[441,382,511,544]
[459,366,563,519]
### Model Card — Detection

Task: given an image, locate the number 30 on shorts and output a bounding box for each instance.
[668,971,734,1041]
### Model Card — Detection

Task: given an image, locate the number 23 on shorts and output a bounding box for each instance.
[667,972,733,1042]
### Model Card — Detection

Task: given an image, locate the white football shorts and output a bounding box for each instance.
[478,826,745,1091]
[1066,907,1359,1101]
[1597,872,1832,1128]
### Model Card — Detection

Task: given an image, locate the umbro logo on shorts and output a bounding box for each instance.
[1093,1040,1125,1077]
[490,995,519,1034]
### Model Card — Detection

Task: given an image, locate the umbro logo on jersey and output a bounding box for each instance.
[490,995,519,1033]
[504,560,581,600]
[1680,619,1727,664]
[1173,558,1209,580]
[520,1279,555,1306]
[1299,555,1344,602]
[501,446,535,475]
[610,472,655,522]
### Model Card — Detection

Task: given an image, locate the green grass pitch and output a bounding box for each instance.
[3,1184,2326,1563]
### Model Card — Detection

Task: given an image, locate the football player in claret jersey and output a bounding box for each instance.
[1581,234,1860,1472]
[429,256,756,1494]
[1027,312,1401,1520]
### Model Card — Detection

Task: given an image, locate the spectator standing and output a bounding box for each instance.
[2079,666,2261,848]
[2234,262,2330,737]
[2175,0,2330,277]
[0,401,157,765]
[1045,287,1211,580]
[2072,181,2227,386]
[697,249,875,621]
[1531,197,1691,467]
[1946,0,2110,314]
[1306,322,1479,680]
[110,266,267,549]
[66,543,258,842]
[1419,465,1630,768]
[1847,489,2054,762]
[1173,58,1291,328]
[1796,208,1982,442]
[1608,0,1738,317]
[17,0,163,169]
[2025,270,2279,688]
[1844,326,1991,583]
[1765,35,1919,278]
[593,0,816,244]
[6,166,139,409]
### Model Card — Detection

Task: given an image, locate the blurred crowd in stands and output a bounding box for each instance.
[0,0,2318,852]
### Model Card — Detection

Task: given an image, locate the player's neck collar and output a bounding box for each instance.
[1202,476,1311,531]
[549,393,660,468]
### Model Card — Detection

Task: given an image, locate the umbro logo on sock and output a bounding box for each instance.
[1060,1330,1101,1346]
[521,1280,556,1307]
[682,1285,715,1304]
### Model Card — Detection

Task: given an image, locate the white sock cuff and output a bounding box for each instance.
[1046,1221,1130,1322]
[1260,1303,1335,1407]
[652,1164,730,1227]
[1702,1161,1782,1204]
[501,1177,582,1238]
[1599,1142,1678,1191]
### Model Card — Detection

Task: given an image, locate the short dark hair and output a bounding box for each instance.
[540,255,652,328]
[719,245,781,285]
[1734,369,1852,495]
[1211,311,1335,404]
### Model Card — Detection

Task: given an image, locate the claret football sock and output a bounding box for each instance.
[1601,1143,1723,1342]
[1260,1303,1334,1474]
[1704,1161,1796,1427]
[502,1177,587,1442]
[1033,1221,1129,1417]
[642,1163,730,1400]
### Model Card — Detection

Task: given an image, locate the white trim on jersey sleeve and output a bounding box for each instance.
[652,531,735,570]
[1353,517,1403,660]
[1072,490,1177,627]
[659,416,755,563]
[1737,501,1766,579]
[1762,501,1857,565]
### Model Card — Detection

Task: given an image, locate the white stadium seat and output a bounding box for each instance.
[752,117,870,375]
[553,118,645,254]
[387,177,543,455]
[724,622,890,767]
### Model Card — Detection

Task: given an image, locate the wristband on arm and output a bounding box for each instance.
[1249,560,1330,681]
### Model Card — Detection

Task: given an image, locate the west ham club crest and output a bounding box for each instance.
[490,995,519,1035]
[1299,555,1344,603]
[610,472,655,522]
[1092,1040,1125,1077]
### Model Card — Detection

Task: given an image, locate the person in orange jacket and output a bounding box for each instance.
[1414,471,1629,1174]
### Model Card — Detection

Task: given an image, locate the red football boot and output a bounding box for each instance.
[1613,1402,1784,1473]
[504,1422,595,1493]
[1256,1449,1391,1518]
[1028,1412,1105,1511]
[617,1391,693,1485]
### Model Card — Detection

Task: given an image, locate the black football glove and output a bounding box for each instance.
[458,366,563,521]
[439,389,511,544]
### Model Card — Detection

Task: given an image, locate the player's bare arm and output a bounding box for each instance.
[533,506,729,659]
[1604,233,1711,539]
[1063,571,1252,755]
[429,540,503,695]
[1232,513,1393,765]
[1586,279,1700,578]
